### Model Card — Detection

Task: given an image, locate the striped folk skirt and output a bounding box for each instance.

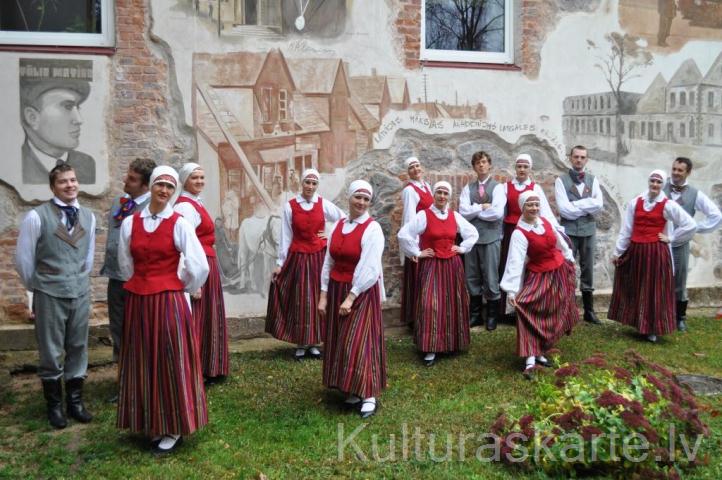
[117,291,208,437]
[265,249,326,345]
[400,259,419,326]
[192,256,229,378]
[515,261,579,357]
[414,256,470,353]
[608,242,676,336]
[499,222,517,311]
[323,280,386,399]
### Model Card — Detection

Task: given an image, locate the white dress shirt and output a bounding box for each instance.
[498,178,562,230]
[554,173,604,221]
[321,212,386,300]
[458,177,505,222]
[667,183,722,241]
[118,204,209,293]
[276,193,346,267]
[15,196,96,289]
[397,205,479,258]
[500,218,574,299]
[614,191,697,261]
[173,190,205,228]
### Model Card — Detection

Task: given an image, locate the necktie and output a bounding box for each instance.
[477,183,486,200]
[569,168,585,184]
[113,197,137,221]
[578,171,585,182]
[56,203,78,231]
[671,184,686,193]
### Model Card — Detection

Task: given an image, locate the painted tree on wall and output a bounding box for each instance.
[587,32,653,162]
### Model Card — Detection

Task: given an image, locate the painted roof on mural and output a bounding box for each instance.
[668,59,703,87]
[285,58,345,95]
[702,51,722,86]
[292,94,330,134]
[348,96,380,130]
[386,77,408,104]
[349,75,388,104]
[195,86,254,146]
[193,52,267,87]
[636,74,668,114]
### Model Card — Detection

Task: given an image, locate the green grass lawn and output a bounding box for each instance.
[1,315,721,479]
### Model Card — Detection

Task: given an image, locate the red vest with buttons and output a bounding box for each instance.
[518,217,565,273]
[124,212,185,294]
[289,197,326,253]
[631,197,667,243]
[175,195,216,257]
[329,217,373,283]
[504,181,536,225]
[419,209,457,259]
[407,182,434,212]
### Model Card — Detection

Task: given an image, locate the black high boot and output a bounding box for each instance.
[486,299,499,331]
[66,377,93,423]
[582,291,601,324]
[469,296,483,327]
[41,379,67,429]
[677,300,688,332]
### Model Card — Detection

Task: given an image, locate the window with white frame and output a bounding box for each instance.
[421,0,513,64]
[0,0,115,48]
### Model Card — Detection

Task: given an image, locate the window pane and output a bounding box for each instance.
[0,0,102,34]
[425,0,505,53]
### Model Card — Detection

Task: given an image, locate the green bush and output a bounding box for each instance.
[490,350,711,479]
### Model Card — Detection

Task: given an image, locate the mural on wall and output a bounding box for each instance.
[619,0,722,50]
[183,0,349,38]
[0,54,108,201]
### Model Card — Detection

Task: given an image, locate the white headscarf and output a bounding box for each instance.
[301,168,320,182]
[649,169,667,184]
[178,162,202,189]
[433,180,452,195]
[517,190,540,210]
[515,153,533,168]
[150,165,179,188]
[405,156,420,169]
[348,179,373,199]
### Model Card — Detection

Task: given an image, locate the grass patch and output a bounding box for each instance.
[1,315,721,479]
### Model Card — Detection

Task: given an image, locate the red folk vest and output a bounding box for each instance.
[631,197,667,243]
[175,195,216,257]
[289,197,326,254]
[408,182,434,212]
[124,212,185,294]
[518,217,565,273]
[419,209,457,259]
[504,181,536,225]
[329,217,373,283]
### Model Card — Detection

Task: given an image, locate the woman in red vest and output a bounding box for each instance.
[266,168,345,360]
[397,181,479,366]
[499,154,560,319]
[117,166,209,453]
[608,170,696,342]
[500,190,579,379]
[399,156,434,328]
[174,162,229,384]
[317,180,386,419]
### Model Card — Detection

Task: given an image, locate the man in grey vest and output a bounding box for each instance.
[554,145,604,324]
[15,164,95,429]
[100,158,155,368]
[664,157,721,332]
[459,151,505,331]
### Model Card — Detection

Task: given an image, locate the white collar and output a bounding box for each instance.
[514,177,532,186]
[517,217,542,231]
[129,191,151,203]
[348,212,370,224]
[430,204,448,215]
[641,191,668,203]
[476,175,491,185]
[53,196,79,208]
[181,190,202,202]
[409,179,427,188]
[140,204,174,219]
[670,180,689,188]
[295,192,319,204]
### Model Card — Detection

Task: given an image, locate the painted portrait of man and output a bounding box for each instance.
[19,59,96,184]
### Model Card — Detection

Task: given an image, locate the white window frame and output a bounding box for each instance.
[0,0,115,48]
[420,0,514,64]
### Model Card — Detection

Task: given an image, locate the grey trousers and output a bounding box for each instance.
[107,278,127,362]
[464,240,501,300]
[33,290,90,381]
[672,242,690,302]
[569,233,595,292]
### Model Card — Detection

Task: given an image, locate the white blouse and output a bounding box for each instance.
[458,178,505,223]
[614,191,697,259]
[276,193,346,267]
[667,183,722,239]
[500,218,574,299]
[117,204,210,293]
[173,190,205,228]
[397,205,479,258]
[554,174,604,221]
[401,180,433,226]
[320,212,386,300]
[498,178,562,230]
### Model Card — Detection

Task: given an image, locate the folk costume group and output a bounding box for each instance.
[14,146,721,451]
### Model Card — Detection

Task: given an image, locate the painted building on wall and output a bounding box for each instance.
[1,0,721,327]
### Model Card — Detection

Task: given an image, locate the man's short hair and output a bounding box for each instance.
[673,157,693,174]
[49,163,75,187]
[129,158,157,186]
[471,151,491,166]
[569,145,587,156]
